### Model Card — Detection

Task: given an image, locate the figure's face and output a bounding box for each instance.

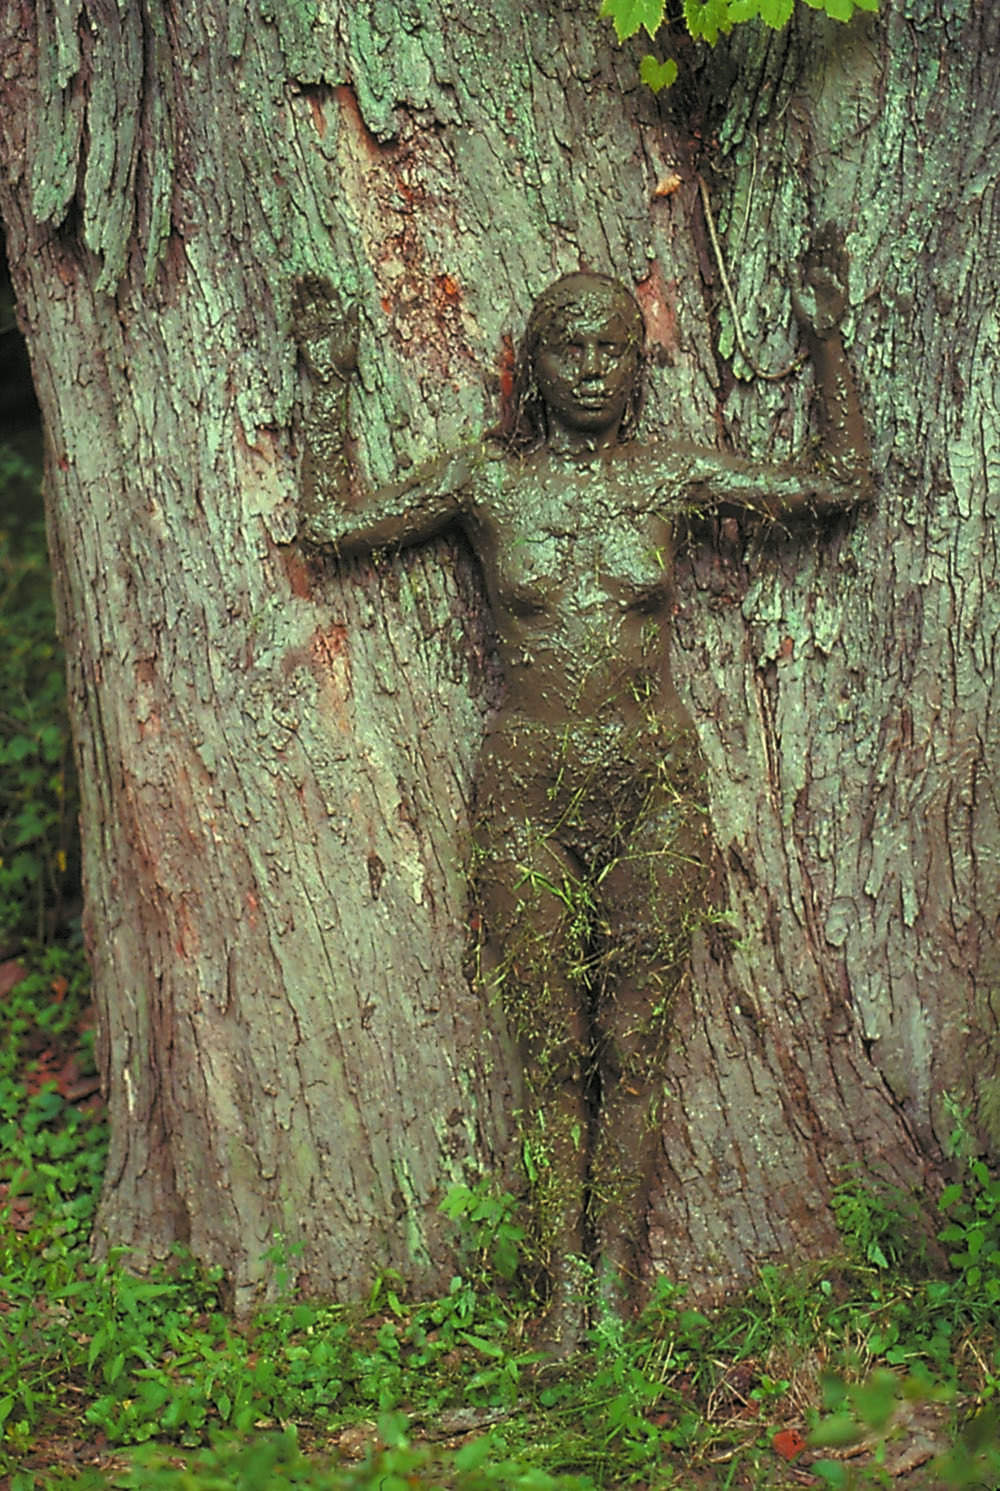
[534,289,641,451]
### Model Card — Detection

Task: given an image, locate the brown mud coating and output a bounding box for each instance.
[294,256,870,1352]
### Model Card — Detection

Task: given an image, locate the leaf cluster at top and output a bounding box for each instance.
[600,0,878,91]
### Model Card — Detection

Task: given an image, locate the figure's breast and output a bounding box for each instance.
[586,522,673,612]
[496,524,572,615]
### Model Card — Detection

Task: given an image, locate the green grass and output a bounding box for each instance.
[3,441,1000,1490]
[3,987,1000,1491]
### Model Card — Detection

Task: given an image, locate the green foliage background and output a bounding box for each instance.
[1,263,79,949]
[0,501,79,946]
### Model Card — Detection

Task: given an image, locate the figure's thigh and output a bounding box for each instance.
[475,815,590,1075]
[594,789,711,1078]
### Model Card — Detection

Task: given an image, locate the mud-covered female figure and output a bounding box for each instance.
[295,251,868,1350]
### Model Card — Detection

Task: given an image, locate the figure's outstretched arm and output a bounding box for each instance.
[673,448,854,524]
[301,447,473,556]
[292,278,471,556]
[658,228,872,525]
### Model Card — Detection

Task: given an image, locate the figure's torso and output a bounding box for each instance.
[465,447,691,729]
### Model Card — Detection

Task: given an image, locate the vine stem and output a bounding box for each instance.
[697,172,806,383]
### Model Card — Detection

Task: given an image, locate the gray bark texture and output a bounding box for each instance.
[1,0,997,1307]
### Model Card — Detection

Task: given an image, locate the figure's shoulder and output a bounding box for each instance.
[459,441,509,507]
[620,438,782,490]
[468,442,546,499]
[448,436,779,509]
[600,439,708,500]
[400,440,501,500]
[469,440,509,477]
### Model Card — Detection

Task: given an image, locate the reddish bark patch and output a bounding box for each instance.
[334,84,381,160]
[494,332,517,439]
[174,896,197,960]
[137,710,162,742]
[282,545,313,599]
[311,622,350,667]
[305,91,327,137]
[335,85,474,379]
[309,622,353,727]
[635,260,678,365]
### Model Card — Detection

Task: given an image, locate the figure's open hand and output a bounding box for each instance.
[292,276,360,383]
[792,224,850,340]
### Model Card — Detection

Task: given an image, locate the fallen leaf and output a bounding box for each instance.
[772,1427,807,1461]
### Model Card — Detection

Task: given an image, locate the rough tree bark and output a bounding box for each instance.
[0,0,997,1307]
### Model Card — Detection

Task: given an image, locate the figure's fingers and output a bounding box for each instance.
[798,223,851,334]
[291,277,360,378]
[795,262,849,337]
[790,283,817,329]
[326,305,361,375]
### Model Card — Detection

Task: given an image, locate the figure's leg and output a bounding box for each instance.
[474,812,593,1353]
[589,788,712,1313]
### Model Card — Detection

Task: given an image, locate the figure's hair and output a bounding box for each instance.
[500,272,647,451]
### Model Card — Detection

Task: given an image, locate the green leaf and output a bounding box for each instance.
[813,1461,849,1489]
[759,0,795,25]
[600,0,665,42]
[851,1370,899,1431]
[493,1232,520,1278]
[439,1184,473,1220]
[809,1412,866,1448]
[454,1437,494,1471]
[640,54,678,91]
[683,0,731,43]
[4,735,35,763]
[458,1330,506,1358]
[88,1326,108,1371]
[727,0,762,18]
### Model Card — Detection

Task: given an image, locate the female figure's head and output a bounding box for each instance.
[506,272,646,453]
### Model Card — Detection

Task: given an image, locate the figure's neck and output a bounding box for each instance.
[545,419,621,456]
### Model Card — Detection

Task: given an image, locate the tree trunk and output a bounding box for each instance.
[1,0,997,1307]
